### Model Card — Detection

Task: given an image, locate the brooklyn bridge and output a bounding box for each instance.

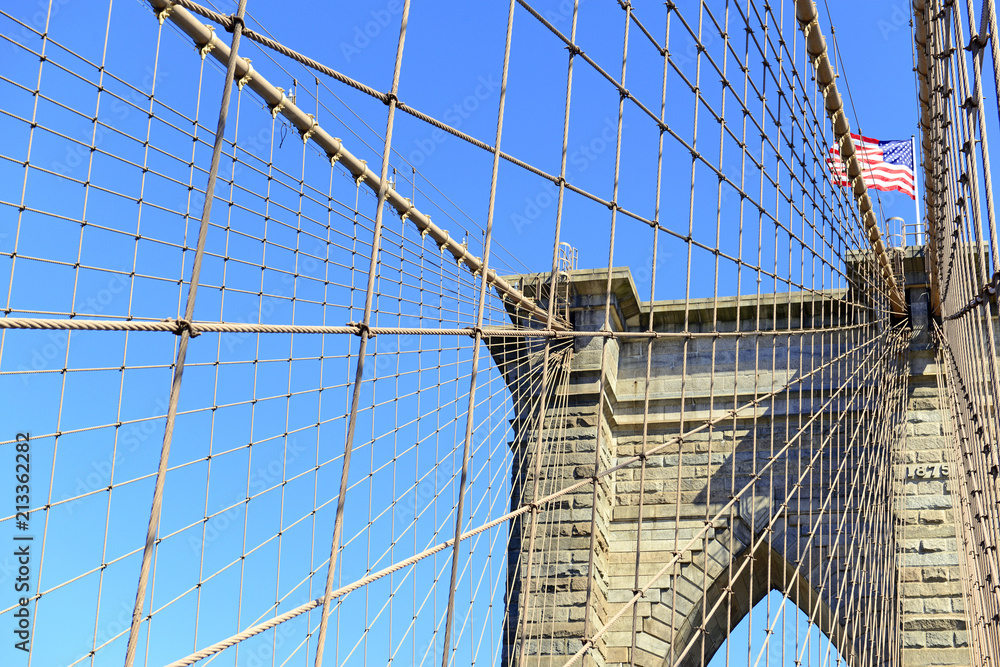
[0,1,998,666]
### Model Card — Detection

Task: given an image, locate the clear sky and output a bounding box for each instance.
[235,0,930,300]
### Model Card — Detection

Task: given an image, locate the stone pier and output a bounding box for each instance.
[492,255,971,667]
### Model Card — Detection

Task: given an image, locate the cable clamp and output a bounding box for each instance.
[347,321,374,338]
[328,142,344,166]
[157,3,174,25]
[566,43,583,56]
[400,199,414,222]
[355,160,368,187]
[170,318,200,338]
[384,92,398,106]
[468,326,483,338]
[199,26,216,60]
[269,88,287,119]
[226,14,245,33]
[631,588,646,598]
[968,32,991,53]
[236,59,253,90]
[301,114,318,144]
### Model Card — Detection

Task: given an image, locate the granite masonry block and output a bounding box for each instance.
[499,273,972,667]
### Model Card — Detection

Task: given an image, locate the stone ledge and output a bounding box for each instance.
[903,615,968,631]
[901,647,971,666]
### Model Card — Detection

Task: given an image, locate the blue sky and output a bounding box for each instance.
[239,0,927,300]
[0,1,930,665]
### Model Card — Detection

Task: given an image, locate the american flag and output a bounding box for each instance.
[826,133,916,199]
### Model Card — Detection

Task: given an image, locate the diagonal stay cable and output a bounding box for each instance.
[146,0,867,301]
[146,0,557,328]
[156,320,902,667]
[437,1,515,664]
[310,3,410,665]
[123,3,248,665]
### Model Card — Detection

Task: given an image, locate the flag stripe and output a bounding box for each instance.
[826,135,915,200]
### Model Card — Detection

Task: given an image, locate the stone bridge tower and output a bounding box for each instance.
[491,251,970,667]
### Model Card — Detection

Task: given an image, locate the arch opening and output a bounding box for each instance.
[707,590,849,667]
[661,541,857,667]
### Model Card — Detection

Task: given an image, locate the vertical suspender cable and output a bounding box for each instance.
[515,1,580,663]
[439,2,516,665]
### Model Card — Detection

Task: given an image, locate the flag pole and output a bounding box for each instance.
[912,134,922,245]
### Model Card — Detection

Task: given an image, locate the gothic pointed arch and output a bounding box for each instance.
[663,541,858,667]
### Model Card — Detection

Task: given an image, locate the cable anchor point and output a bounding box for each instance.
[198,26,216,60]
[301,114,318,144]
[236,59,253,90]
[269,88,287,119]
[328,144,344,167]
[156,3,174,25]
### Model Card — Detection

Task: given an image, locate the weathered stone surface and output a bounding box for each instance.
[903,617,968,631]
[898,371,971,667]
[495,268,971,667]
[902,648,972,666]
